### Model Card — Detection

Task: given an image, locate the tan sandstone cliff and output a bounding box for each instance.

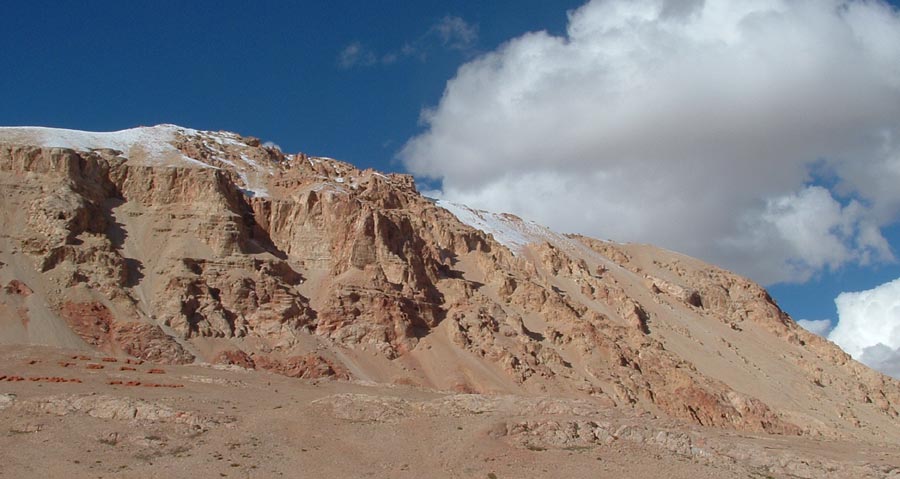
[0,124,897,446]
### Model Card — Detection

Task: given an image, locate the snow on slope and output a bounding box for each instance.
[438,200,627,274]
[0,124,274,197]
[438,200,570,254]
[0,124,211,167]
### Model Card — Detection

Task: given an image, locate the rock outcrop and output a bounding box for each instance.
[0,124,898,444]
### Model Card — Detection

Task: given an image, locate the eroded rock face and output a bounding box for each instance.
[58,301,193,364]
[213,350,255,369]
[0,125,898,443]
[4,280,33,296]
[253,353,350,380]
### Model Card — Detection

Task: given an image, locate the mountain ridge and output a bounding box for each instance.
[0,124,897,450]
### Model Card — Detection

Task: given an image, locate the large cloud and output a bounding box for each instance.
[400,0,900,284]
[830,278,900,378]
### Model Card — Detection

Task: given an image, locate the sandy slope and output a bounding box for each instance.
[1,346,897,479]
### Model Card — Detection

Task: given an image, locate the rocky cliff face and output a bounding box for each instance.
[0,125,898,443]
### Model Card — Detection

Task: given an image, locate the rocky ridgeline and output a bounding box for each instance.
[0,125,898,443]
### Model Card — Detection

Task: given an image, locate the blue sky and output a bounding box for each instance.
[0,1,581,170]
[3,1,900,372]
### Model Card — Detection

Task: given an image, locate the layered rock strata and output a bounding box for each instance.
[0,125,897,443]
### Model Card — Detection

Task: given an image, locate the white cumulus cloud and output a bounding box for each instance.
[830,277,900,378]
[797,319,833,337]
[400,0,900,284]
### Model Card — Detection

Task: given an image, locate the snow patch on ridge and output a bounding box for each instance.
[438,200,624,274]
[0,124,280,197]
[0,124,209,168]
[236,153,269,198]
[439,200,561,254]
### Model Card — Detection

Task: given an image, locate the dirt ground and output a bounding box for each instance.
[1,346,897,479]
